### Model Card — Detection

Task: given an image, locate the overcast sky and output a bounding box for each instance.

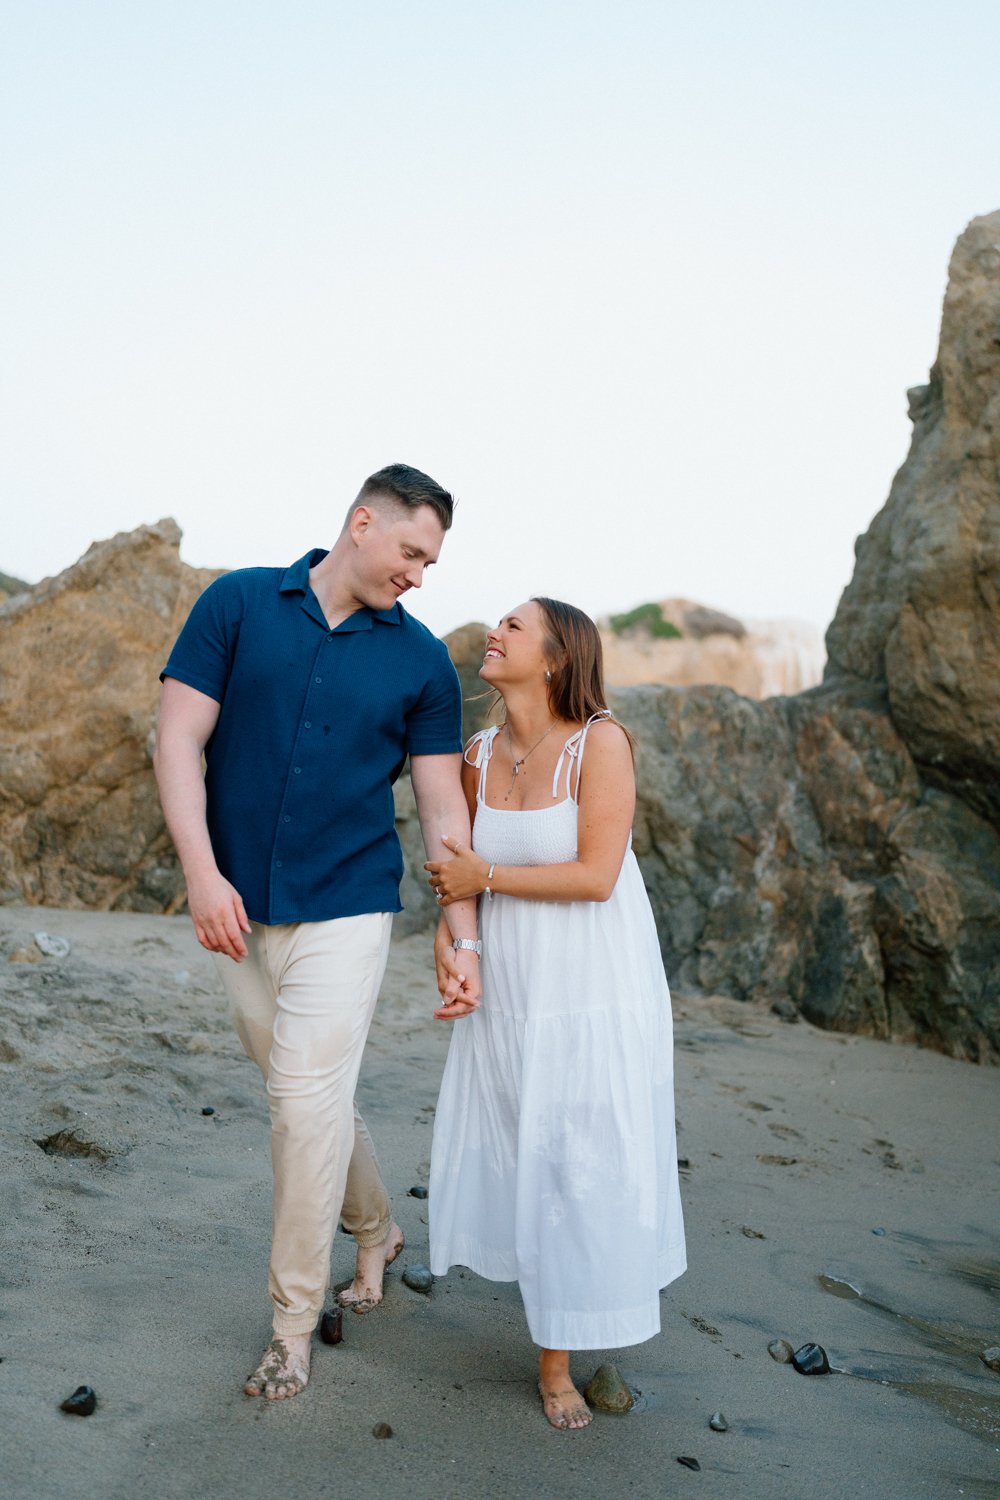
[3,1,998,639]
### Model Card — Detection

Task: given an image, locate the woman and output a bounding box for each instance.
[424,598,686,1431]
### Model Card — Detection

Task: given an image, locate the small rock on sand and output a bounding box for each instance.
[767,1338,795,1363]
[402,1264,433,1293]
[584,1362,633,1413]
[60,1385,97,1416]
[980,1347,1000,1372]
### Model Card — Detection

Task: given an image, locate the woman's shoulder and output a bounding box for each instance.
[579,713,631,751]
[462,725,500,765]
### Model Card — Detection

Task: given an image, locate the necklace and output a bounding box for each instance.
[504,721,557,800]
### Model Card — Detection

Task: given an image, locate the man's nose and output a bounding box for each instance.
[405,563,424,589]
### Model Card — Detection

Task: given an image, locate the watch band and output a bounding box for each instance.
[452,938,483,957]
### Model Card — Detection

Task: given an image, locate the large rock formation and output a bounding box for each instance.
[0,521,217,910]
[601,609,824,698]
[621,211,1000,1060]
[1,215,997,1058]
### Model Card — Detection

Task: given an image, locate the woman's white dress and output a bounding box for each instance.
[429,717,686,1350]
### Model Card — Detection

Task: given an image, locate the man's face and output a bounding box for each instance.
[351,502,446,610]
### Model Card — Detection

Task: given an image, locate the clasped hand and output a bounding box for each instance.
[424,834,489,905]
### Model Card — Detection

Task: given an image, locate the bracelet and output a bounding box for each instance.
[452,938,482,957]
[485,862,496,900]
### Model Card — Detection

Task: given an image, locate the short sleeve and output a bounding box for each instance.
[405,644,463,756]
[160,575,240,704]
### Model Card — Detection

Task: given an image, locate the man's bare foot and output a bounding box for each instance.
[244,1334,311,1400]
[337,1223,405,1314]
[537,1379,593,1430]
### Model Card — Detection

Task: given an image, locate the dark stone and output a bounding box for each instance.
[372,1422,393,1438]
[319,1308,343,1346]
[980,1346,1000,1372]
[709,1411,728,1431]
[60,1385,97,1416]
[767,1338,794,1363]
[872,1226,886,1236]
[771,998,799,1022]
[201,1106,216,1116]
[407,1184,429,1199]
[792,1342,830,1375]
[677,1157,691,1170]
[677,1455,701,1470]
[584,1362,633,1413]
[402,1264,433,1293]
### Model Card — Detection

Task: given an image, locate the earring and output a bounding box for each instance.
[545,670,552,683]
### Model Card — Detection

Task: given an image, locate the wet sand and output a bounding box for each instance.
[1,905,998,1500]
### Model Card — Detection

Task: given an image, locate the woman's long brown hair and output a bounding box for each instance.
[532,596,635,755]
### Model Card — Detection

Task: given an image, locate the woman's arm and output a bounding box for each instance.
[425,721,635,904]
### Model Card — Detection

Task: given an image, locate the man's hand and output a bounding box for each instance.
[186,868,252,961]
[432,916,481,1020]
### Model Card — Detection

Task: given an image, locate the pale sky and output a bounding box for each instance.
[3,1,998,640]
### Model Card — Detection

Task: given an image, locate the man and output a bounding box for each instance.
[154,464,480,1400]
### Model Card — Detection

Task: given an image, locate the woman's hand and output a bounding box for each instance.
[425,835,491,905]
[432,913,480,1021]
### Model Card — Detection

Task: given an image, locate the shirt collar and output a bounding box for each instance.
[279,549,401,629]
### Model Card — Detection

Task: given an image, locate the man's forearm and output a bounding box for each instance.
[153,736,219,880]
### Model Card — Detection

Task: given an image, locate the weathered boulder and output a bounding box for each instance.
[616,209,1000,1060]
[825,213,1000,827]
[0,521,217,910]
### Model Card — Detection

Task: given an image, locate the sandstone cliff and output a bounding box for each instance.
[0,522,218,911]
[2,216,997,1057]
[600,606,824,698]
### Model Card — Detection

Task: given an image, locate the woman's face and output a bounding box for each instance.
[480,600,550,687]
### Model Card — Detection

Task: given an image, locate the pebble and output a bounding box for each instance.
[677,1455,701,1471]
[60,1385,97,1416]
[372,1422,393,1439]
[767,1338,795,1363]
[709,1411,728,1432]
[980,1347,1000,1372]
[402,1264,433,1293]
[201,1106,216,1116]
[583,1362,633,1414]
[319,1308,343,1346]
[770,998,799,1022]
[792,1342,830,1375]
[677,1157,691,1170]
[872,1227,886,1236]
[407,1184,429,1199]
[34,932,71,958]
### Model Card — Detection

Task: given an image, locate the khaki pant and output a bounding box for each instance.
[213,912,394,1336]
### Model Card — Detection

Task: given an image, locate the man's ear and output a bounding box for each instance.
[349,504,375,543]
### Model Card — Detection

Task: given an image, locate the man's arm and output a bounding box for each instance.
[153,677,252,962]
[409,752,481,1016]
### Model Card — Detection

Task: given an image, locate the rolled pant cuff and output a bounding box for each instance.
[272,1309,320,1337]
[353,1213,393,1250]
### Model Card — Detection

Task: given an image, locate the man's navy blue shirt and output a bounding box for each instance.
[161,549,463,925]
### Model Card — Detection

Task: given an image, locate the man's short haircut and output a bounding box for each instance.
[351,463,455,531]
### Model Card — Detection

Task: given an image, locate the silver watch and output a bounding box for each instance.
[452,938,482,957]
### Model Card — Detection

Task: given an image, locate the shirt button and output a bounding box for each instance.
[275,860,283,868]
[304,721,312,729]
[326,632,334,641]
[293,767,302,775]
[283,815,291,823]
[315,676,322,684]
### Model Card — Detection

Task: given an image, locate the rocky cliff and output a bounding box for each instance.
[2,216,997,1056]
[620,211,1000,1060]
[601,607,824,698]
[0,521,217,911]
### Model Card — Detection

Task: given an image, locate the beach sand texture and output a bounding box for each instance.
[1,905,997,1500]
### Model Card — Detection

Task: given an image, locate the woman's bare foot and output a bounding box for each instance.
[538,1348,593,1431]
[337,1223,405,1314]
[244,1333,311,1400]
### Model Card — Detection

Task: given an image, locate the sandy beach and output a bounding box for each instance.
[1,904,997,1500]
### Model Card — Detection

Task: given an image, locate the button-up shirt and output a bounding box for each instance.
[161,548,462,924]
